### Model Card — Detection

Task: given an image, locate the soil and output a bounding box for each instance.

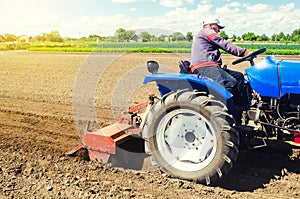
[0,51,299,199]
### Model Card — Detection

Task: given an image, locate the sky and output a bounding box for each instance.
[0,0,299,38]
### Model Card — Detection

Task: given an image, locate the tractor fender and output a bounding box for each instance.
[143,73,233,100]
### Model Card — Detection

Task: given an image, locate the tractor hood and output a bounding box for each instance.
[246,55,300,98]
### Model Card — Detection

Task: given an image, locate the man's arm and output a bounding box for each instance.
[206,32,249,57]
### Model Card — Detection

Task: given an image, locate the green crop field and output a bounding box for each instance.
[1,41,299,55]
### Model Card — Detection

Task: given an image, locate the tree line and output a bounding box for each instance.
[1,28,299,43]
[100,28,300,42]
[1,31,64,42]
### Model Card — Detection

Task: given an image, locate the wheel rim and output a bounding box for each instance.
[156,108,217,172]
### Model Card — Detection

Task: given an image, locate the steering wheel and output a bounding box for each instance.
[232,48,267,66]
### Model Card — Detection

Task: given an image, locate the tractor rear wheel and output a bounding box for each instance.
[143,90,239,185]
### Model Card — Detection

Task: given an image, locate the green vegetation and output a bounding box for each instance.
[0,28,299,55]
[1,40,299,55]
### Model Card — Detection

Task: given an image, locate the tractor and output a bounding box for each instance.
[68,48,300,185]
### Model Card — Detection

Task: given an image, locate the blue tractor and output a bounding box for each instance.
[69,48,300,185]
[141,48,300,185]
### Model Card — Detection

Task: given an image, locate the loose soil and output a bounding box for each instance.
[0,51,299,199]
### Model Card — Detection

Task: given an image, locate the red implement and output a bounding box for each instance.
[67,98,154,163]
[67,123,141,162]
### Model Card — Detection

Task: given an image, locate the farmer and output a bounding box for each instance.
[190,18,250,107]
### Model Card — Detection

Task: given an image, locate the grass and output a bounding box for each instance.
[1,41,299,55]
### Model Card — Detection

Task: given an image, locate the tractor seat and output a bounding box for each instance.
[178,60,191,74]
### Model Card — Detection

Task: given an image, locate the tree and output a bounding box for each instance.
[127,30,136,41]
[34,34,46,42]
[115,28,137,41]
[87,34,105,42]
[172,32,185,41]
[242,32,257,41]
[277,32,286,41]
[291,28,300,41]
[271,32,287,42]
[286,34,291,42]
[219,31,228,40]
[115,28,127,41]
[4,34,17,42]
[158,34,167,42]
[271,34,278,42]
[46,31,63,42]
[140,31,151,42]
[259,34,269,41]
[0,34,5,42]
[231,34,237,42]
[186,32,193,42]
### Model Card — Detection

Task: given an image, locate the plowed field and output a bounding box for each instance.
[0,51,299,198]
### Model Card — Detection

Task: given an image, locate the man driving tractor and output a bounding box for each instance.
[190,18,250,109]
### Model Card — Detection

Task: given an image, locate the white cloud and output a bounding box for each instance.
[228,2,241,7]
[62,1,299,37]
[62,14,135,37]
[158,0,195,8]
[129,7,137,11]
[199,0,212,5]
[215,3,241,15]
[112,0,143,3]
[279,2,295,12]
[246,4,269,13]
[0,1,298,38]
[159,0,183,8]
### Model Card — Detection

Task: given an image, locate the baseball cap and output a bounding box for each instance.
[203,18,225,29]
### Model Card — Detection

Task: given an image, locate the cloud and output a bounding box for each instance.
[217,2,300,36]
[279,2,295,11]
[112,0,143,3]
[246,4,269,13]
[60,1,299,38]
[199,0,212,5]
[186,0,194,4]
[0,0,299,38]
[228,2,241,7]
[159,0,183,8]
[129,7,137,11]
[158,0,195,8]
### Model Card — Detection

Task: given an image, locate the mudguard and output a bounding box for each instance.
[143,73,233,100]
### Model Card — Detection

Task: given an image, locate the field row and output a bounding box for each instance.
[1,41,300,55]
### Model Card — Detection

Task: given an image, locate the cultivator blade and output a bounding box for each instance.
[67,123,141,163]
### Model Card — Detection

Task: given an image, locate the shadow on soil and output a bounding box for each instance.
[110,138,300,192]
[74,137,300,192]
[108,137,151,171]
[219,140,300,191]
